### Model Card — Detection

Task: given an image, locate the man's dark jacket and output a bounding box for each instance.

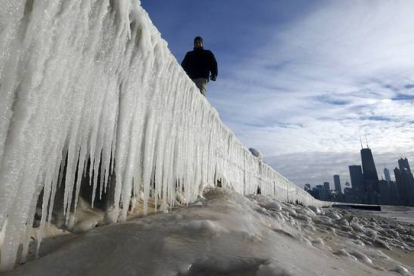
[181,48,218,80]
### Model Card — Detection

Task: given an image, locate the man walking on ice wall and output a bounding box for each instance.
[181,36,218,96]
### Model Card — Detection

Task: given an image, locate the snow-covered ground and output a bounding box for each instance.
[4,188,413,276]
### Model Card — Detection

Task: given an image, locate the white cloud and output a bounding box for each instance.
[210,0,414,158]
[207,1,414,184]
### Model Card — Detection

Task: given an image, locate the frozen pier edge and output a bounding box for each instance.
[0,0,323,271]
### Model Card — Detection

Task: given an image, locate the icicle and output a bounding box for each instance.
[142,110,156,215]
[20,222,32,264]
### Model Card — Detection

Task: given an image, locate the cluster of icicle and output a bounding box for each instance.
[0,0,321,271]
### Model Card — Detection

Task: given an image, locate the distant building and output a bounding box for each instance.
[307,186,320,199]
[378,180,390,205]
[343,187,357,203]
[349,165,363,193]
[320,182,329,201]
[388,181,400,205]
[398,158,411,174]
[394,167,403,195]
[360,148,379,194]
[313,185,324,200]
[394,158,414,206]
[333,175,341,194]
[313,183,329,201]
[384,167,391,182]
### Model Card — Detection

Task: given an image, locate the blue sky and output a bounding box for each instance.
[141,0,414,188]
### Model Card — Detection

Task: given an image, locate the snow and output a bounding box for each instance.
[0,0,322,271]
[2,188,413,276]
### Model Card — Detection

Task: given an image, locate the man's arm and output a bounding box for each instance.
[181,53,190,75]
[209,51,218,81]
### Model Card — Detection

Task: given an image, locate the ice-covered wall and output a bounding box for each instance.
[0,0,324,271]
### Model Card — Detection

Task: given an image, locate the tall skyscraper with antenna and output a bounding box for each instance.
[361,147,379,192]
[360,133,380,204]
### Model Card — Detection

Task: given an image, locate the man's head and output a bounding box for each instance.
[194,36,203,49]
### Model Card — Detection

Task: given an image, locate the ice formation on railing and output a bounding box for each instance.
[0,0,322,271]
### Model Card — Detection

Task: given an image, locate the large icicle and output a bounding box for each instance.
[0,0,323,271]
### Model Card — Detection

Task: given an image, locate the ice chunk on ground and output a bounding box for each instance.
[392,265,412,276]
[308,206,322,214]
[326,211,341,220]
[334,249,358,261]
[351,222,365,232]
[266,202,283,211]
[257,262,292,276]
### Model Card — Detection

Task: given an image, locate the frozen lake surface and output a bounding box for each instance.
[377,206,414,225]
[350,206,414,225]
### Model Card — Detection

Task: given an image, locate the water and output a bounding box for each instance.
[377,206,414,224]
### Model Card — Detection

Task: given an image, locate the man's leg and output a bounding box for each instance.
[192,78,208,96]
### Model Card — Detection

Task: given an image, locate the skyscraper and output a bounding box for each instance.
[333,175,341,194]
[349,165,363,193]
[378,180,390,205]
[394,167,402,193]
[398,158,412,174]
[360,147,379,194]
[394,167,408,205]
[388,181,400,205]
[384,167,391,182]
[395,158,414,205]
[320,182,330,200]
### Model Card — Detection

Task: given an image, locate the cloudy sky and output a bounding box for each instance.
[141,0,414,189]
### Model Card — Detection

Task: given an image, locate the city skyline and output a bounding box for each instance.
[268,146,414,188]
[301,146,413,189]
[306,147,414,206]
